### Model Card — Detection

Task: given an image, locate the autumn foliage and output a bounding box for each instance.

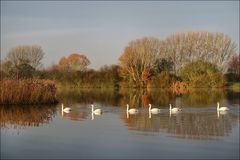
[170,81,189,95]
[119,37,161,87]
[147,71,178,88]
[59,53,90,71]
[141,68,151,81]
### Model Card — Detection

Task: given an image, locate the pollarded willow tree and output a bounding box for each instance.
[119,37,161,87]
[160,31,237,73]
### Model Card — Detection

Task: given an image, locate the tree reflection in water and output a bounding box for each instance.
[1,88,239,138]
[182,88,226,107]
[59,103,89,121]
[120,112,239,140]
[60,109,88,121]
[0,105,57,134]
[57,87,239,140]
[56,88,238,110]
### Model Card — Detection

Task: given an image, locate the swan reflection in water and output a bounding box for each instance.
[121,111,238,140]
[217,110,228,118]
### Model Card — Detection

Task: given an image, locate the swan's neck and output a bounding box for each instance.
[127,105,129,112]
[61,104,63,116]
[92,105,94,112]
[149,106,151,111]
[169,104,172,110]
[149,104,151,111]
[217,103,219,110]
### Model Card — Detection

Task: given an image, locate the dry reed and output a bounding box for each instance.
[0,79,58,104]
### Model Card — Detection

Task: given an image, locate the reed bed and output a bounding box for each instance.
[0,79,58,104]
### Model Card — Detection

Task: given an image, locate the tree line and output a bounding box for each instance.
[1,31,239,89]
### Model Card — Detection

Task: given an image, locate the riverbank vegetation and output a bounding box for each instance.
[0,31,239,104]
[0,79,57,104]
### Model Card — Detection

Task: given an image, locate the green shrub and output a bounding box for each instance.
[180,60,226,88]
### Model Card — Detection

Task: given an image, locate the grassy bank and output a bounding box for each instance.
[0,79,58,104]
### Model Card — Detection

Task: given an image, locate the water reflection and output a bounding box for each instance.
[0,105,56,134]
[57,88,239,109]
[182,89,225,106]
[126,110,139,119]
[1,88,239,140]
[57,88,119,106]
[217,110,229,118]
[169,110,181,117]
[91,112,103,120]
[120,111,239,139]
[59,104,88,121]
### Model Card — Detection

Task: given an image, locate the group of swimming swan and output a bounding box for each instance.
[62,102,229,119]
[62,103,102,113]
[62,104,102,120]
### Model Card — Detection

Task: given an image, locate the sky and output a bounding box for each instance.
[1,1,239,69]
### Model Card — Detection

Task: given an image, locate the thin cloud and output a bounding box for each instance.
[6,27,103,39]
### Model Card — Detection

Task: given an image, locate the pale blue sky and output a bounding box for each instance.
[1,1,239,69]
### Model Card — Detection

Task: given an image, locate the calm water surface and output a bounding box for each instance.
[1,89,239,159]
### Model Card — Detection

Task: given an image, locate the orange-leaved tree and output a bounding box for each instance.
[119,37,161,87]
[58,53,90,71]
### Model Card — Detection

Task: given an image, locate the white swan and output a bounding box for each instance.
[92,104,102,115]
[217,102,229,111]
[126,104,138,119]
[169,104,181,113]
[62,103,71,113]
[126,104,138,114]
[149,104,161,114]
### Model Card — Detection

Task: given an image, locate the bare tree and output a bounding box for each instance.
[119,37,161,87]
[228,54,240,79]
[6,45,44,69]
[1,45,44,79]
[160,31,237,73]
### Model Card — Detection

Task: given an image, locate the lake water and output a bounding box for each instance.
[1,88,239,159]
